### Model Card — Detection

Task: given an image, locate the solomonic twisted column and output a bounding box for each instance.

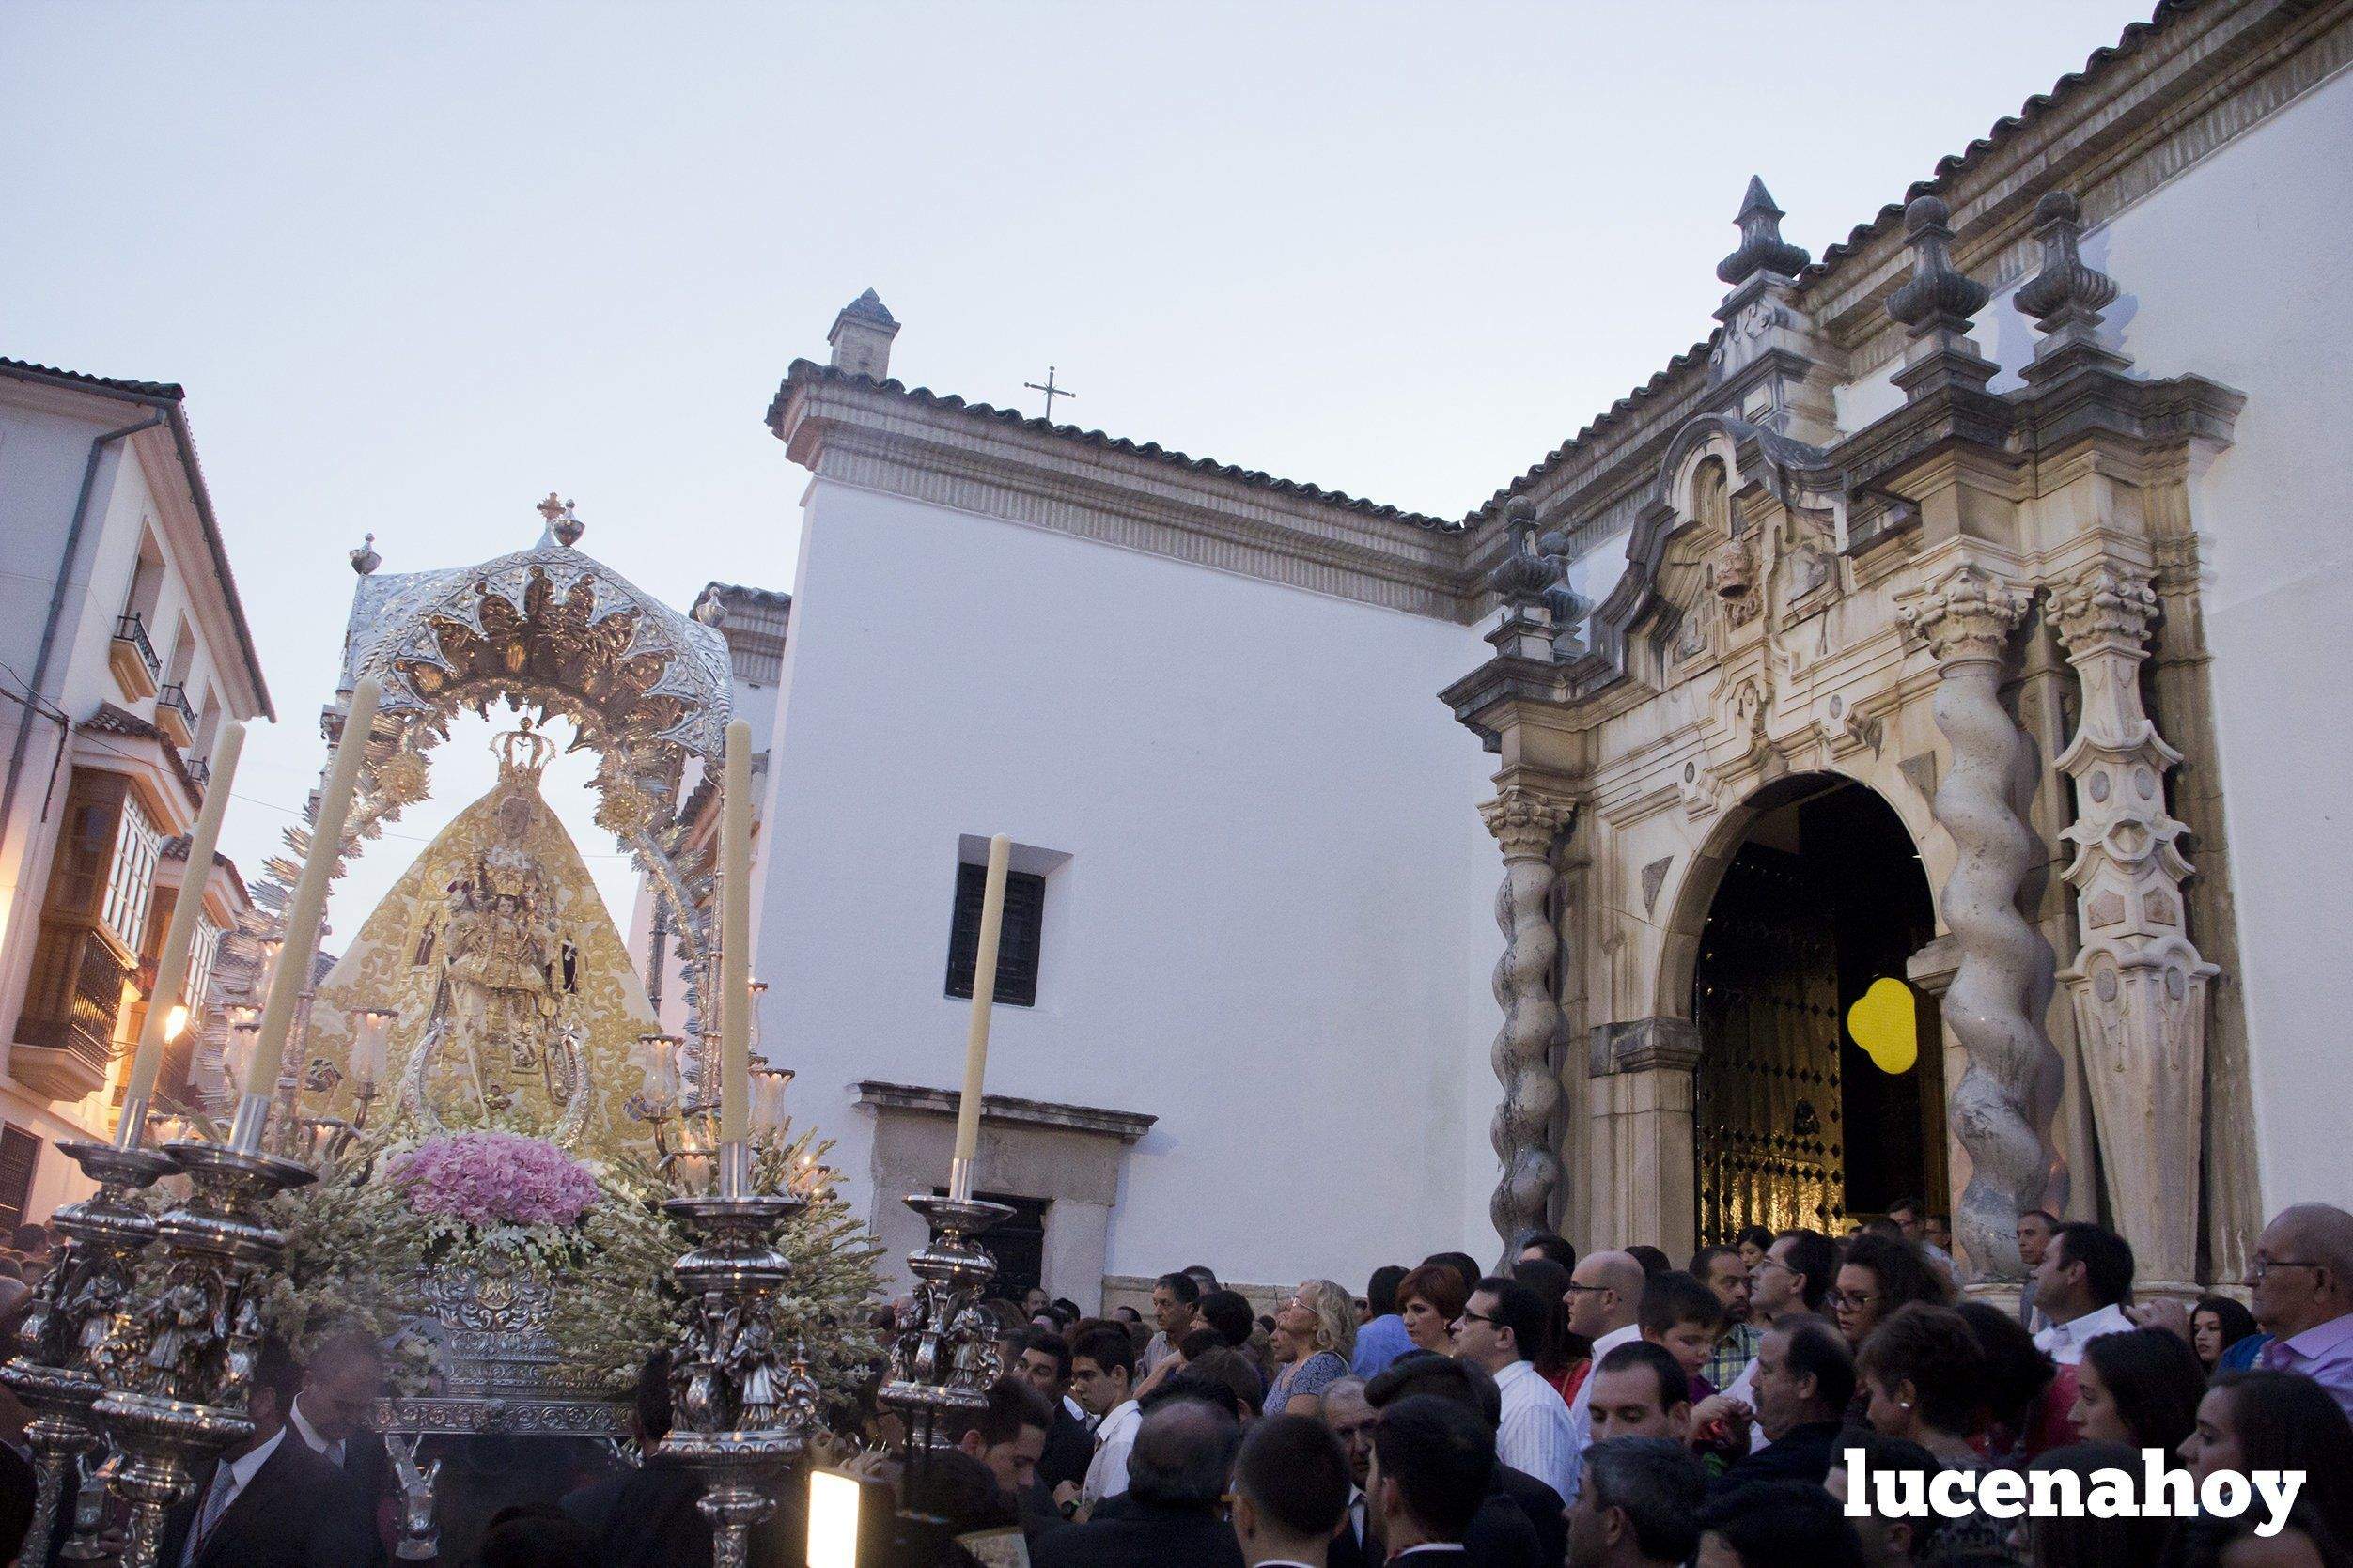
[2052,565,2215,1297]
[1899,563,2065,1280]
[1479,787,1575,1248]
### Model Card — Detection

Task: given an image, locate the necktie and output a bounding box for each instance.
[187,1470,237,1567]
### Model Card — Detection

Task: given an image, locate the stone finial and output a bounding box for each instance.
[1487,500,1558,605]
[1717,176,1812,287]
[828,288,901,380]
[2015,191,2119,355]
[349,531,381,576]
[1887,195,1989,337]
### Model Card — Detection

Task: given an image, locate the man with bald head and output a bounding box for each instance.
[2251,1202,2353,1419]
[1035,1395,1245,1567]
[1561,1250,1646,1502]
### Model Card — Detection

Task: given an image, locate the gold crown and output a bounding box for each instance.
[492,720,556,784]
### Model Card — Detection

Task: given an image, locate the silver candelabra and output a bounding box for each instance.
[88,1093,316,1568]
[658,1141,821,1568]
[1,1127,176,1565]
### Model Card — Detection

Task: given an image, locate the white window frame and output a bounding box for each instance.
[101,791,162,953]
[184,914,223,1015]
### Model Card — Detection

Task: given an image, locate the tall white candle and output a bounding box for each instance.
[245,678,380,1116]
[718,720,754,1148]
[122,722,246,1121]
[951,834,1012,1190]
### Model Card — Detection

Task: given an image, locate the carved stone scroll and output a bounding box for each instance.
[1480,787,1575,1247]
[1898,563,2065,1279]
[2052,565,2214,1296]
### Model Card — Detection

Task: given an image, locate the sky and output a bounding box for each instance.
[1,0,2151,939]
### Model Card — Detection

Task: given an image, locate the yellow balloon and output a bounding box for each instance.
[1847,977,1919,1075]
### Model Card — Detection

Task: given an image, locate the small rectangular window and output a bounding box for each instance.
[944,861,1045,1007]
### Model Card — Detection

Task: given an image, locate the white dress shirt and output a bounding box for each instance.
[2034,1301,2133,1366]
[1492,1358,1576,1501]
[1081,1399,1142,1507]
[183,1425,288,1567]
[1563,1322,1642,1503]
[288,1393,345,1467]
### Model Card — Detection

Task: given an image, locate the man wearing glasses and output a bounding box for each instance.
[2249,1203,2353,1419]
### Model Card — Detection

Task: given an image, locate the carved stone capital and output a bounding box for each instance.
[2051,564,2159,657]
[1480,788,1574,859]
[1898,562,2032,667]
[1592,1017,1704,1077]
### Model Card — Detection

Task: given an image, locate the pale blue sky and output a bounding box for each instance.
[3,0,2145,933]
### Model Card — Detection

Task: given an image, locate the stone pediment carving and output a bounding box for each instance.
[1579,413,1842,697]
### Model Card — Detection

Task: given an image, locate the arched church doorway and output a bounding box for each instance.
[1691,774,1946,1241]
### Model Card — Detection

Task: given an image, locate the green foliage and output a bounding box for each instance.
[268,1125,885,1401]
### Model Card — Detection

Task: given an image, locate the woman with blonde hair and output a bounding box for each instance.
[1266,1279,1357,1418]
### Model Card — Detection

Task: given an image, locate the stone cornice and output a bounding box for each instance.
[774,367,1482,622]
[853,1079,1158,1143]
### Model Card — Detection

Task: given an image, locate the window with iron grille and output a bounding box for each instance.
[100,791,161,953]
[0,1126,39,1232]
[944,862,1045,1008]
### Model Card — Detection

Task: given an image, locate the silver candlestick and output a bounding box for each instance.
[658,1141,819,1568]
[90,1093,316,1568]
[1,1126,174,1566]
[880,1190,1012,1467]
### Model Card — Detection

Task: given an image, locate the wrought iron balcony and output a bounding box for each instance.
[110,613,161,700]
[12,920,130,1100]
[186,755,211,789]
[154,682,196,748]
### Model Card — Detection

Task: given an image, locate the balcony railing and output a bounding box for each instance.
[110,613,161,701]
[155,683,195,747]
[186,756,211,788]
[12,921,130,1098]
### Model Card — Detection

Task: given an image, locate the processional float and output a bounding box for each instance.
[4,500,1019,1566]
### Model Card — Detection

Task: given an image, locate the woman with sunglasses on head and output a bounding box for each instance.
[1265,1279,1356,1419]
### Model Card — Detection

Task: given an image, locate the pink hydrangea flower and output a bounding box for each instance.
[386,1132,601,1228]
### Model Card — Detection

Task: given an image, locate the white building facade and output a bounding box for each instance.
[718,0,2352,1306]
[0,361,271,1223]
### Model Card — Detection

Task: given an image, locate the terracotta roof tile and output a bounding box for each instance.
[1467,0,2207,521]
[1799,0,2201,283]
[0,357,184,400]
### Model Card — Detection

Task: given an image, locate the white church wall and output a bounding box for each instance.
[755,478,1504,1296]
[1824,70,2353,1213]
[2060,74,2353,1214]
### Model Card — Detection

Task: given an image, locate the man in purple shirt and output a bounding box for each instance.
[2251,1202,2353,1421]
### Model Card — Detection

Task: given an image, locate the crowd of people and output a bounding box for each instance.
[884,1199,2353,1568]
[0,1202,2346,1567]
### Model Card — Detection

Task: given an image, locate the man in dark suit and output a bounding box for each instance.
[282,1326,396,1561]
[157,1340,378,1568]
[1231,1415,1350,1567]
[1362,1354,1562,1568]
[562,1350,714,1568]
[1367,1396,1494,1564]
[1032,1396,1243,1568]
[1700,1315,1853,1498]
[1014,1327,1095,1495]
